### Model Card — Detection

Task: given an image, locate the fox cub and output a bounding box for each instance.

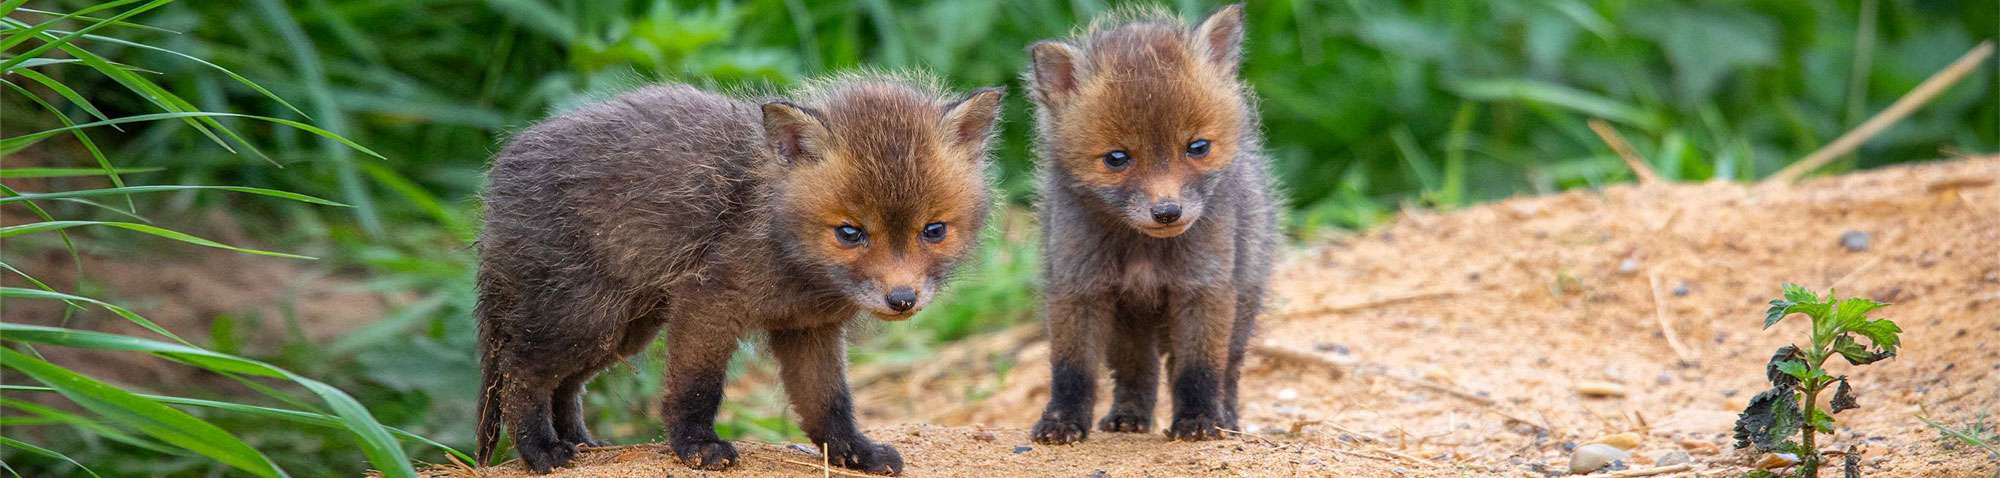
[475,75,1004,475]
[1024,4,1280,444]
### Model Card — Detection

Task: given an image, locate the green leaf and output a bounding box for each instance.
[0,0,173,73]
[0,324,418,477]
[0,111,384,160]
[1775,359,1813,383]
[0,221,313,259]
[0,347,284,478]
[0,185,349,207]
[1782,283,1819,304]
[1849,318,1903,356]
[1832,335,1893,366]
[1811,407,1836,433]
[1449,79,1664,131]
[0,436,103,478]
[0,287,187,344]
[1832,297,1887,331]
[0,167,163,178]
[0,385,469,464]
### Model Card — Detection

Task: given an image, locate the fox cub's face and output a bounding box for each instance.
[762,82,1002,320]
[1028,5,1248,238]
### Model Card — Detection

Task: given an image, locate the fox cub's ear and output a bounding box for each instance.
[942,87,1005,149]
[1192,3,1246,74]
[1027,41,1084,106]
[761,101,831,164]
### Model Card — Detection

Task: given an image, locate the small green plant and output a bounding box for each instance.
[1734,284,1903,477]
[1919,412,2000,460]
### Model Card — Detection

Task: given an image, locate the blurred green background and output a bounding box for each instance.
[1,0,1993,475]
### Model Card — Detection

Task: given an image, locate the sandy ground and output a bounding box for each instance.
[444,157,1999,477]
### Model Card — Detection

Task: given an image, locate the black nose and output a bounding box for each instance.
[1150,202,1182,225]
[885,287,917,312]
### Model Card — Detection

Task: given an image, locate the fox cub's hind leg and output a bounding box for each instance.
[499,363,577,472]
[661,317,742,471]
[1099,304,1163,433]
[772,324,904,475]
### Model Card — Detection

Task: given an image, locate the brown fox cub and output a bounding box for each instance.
[1024,4,1280,444]
[475,75,1003,475]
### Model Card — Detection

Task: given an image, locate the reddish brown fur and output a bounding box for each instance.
[475,75,1001,475]
[1024,4,1282,445]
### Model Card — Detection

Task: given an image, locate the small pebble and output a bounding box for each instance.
[1618,258,1640,274]
[1276,388,1299,401]
[971,431,996,442]
[1569,444,1631,474]
[1654,450,1692,466]
[1012,445,1033,454]
[1586,432,1643,450]
[1672,282,1690,297]
[1574,381,1627,398]
[1840,230,1872,252]
[1315,342,1350,355]
[1088,470,1107,478]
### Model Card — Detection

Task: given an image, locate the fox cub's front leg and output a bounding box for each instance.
[1031,294,1112,444]
[771,324,903,475]
[1165,287,1237,441]
[1098,307,1162,433]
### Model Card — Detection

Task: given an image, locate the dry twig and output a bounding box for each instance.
[1647,269,1695,363]
[1767,41,1994,184]
[1589,119,1659,184]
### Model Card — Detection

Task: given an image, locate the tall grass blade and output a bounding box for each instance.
[0,111,384,159]
[0,221,315,259]
[0,347,285,478]
[0,324,419,477]
[0,167,162,178]
[0,437,102,478]
[1,185,349,207]
[2,384,470,463]
[0,0,170,72]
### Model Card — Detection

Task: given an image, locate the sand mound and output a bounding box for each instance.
[443,157,1999,477]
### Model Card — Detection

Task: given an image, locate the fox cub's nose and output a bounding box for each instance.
[1150,202,1183,225]
[885,287,918,312]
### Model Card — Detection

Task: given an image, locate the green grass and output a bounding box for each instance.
[3,0,1994,475]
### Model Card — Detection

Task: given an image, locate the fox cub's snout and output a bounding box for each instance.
[1026,4,1250,238]
[764,84,1005,319]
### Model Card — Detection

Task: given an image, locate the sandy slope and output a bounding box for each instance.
[441,157,1999,477]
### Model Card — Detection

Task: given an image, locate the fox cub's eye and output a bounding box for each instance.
[1102,150,1132,170]
[833,225,867,247]
[920,222,948,243]
[1186,139,1212,158]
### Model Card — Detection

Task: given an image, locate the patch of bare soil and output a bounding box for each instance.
[449,157,1999,477]
[2,209,395,388]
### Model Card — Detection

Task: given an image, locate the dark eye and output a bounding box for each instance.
[833,225,867,247]
[1186,139,1211,158]
[920,222,947,243]
[1102,150,1132,170]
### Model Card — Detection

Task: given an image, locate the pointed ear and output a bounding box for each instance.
[942,87,1005,149]
[1027,41,1083,106]
[761,100,830,164]
[1191,3,1246,74]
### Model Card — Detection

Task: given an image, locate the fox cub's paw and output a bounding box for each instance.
[672,438,739,471]
[1030,411,1090,444]
[518,438,578,473]
[825,439,904,476]
[1165,412,1227,441]
[1097,408,1153,433]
